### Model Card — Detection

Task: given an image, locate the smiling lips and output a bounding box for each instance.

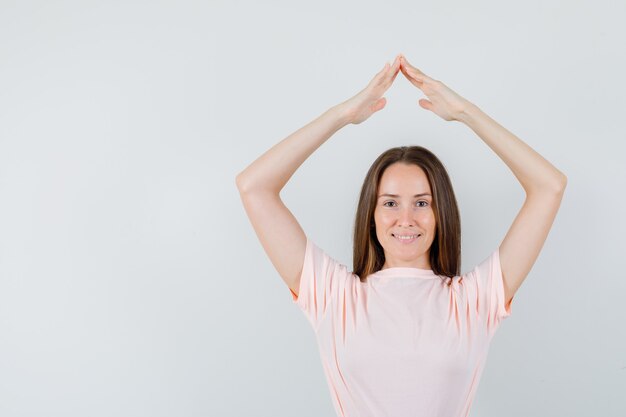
[392,233,421,244]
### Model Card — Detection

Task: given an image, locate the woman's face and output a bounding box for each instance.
[373,162,437,270]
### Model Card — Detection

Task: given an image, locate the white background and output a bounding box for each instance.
[1,0,624,416]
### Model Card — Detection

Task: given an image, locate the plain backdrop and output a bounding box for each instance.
[1,0,625,416]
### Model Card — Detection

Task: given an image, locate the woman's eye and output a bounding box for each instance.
[383,201,429,207]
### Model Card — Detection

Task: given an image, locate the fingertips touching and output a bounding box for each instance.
[400,57,423,79]
[400,60,412,76]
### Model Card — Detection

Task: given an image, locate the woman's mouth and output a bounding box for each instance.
[392,233,421,244]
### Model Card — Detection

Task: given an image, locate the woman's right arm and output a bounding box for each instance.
[236,55,402,295]
[236,105,350,195]
[235,106,349,295]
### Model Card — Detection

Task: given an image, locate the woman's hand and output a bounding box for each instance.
[399,55,474,122]
[337,55,402,125]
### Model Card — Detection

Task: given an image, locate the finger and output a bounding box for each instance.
[400,56,427,82]
[383,56,399,75]
[405,65,426,82]
[374,56,399,87]
[400,66,424,88]
[369,62,389,88]
[386,56,402,83]
[399,57,416,79]
[378,61,393,82]
[400,55,420,73]
[380,62,389,75]
[399,55,413,73]
[418,98,433,111]
[372,97,387,112]
[399,61,413,79]
[403,70,425,86]
[390,64,401,84]
[376,61,389,77]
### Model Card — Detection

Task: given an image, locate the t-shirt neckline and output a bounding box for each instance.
[371,266,437,278]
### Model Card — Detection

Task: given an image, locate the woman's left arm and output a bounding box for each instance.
[458,105,567,308]
[399,55,567,308]
[457,105,567,192]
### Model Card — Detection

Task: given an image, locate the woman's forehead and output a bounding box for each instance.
[379,164,431,192]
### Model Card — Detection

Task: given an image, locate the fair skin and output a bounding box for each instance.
[374,163,436,270]
[237,54,566,308]
[396,55,566,309]
[235,56,404,297]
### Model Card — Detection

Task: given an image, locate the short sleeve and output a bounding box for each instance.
[462,246,513,334]
[288,236,353,331]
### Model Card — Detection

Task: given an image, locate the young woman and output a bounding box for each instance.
[236,54,566,417]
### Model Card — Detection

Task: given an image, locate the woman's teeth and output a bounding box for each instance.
[393,234,420,242]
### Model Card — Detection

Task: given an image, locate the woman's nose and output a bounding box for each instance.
[398,208,415,225]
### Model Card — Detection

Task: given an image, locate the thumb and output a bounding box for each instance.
[373,97,387,112]
[418,98,432,111]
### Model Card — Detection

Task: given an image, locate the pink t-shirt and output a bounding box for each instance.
[289,236,513,417]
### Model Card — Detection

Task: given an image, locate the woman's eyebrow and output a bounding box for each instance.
[378,193,432,198]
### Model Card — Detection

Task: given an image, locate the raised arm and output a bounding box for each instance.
[236,55,402,295]
[399,55,567,309]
